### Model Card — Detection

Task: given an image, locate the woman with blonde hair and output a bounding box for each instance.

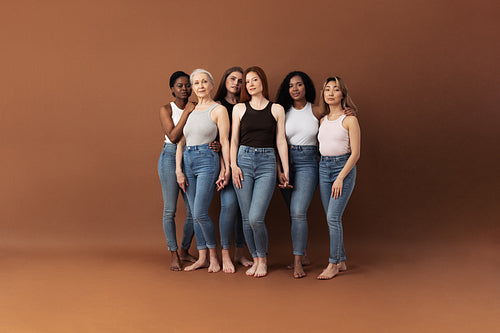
[231,66,290,278]
[176,69,231,273]
[317,76,360,280]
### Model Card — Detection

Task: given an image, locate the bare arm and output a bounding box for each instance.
[212,105,231,190]
[175,136,187,192]
[272,104,289,188]
[330,116,361,199]
[230,103,245,189]
[160,102,195,143]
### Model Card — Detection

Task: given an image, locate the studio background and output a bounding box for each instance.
[1,0,498,332]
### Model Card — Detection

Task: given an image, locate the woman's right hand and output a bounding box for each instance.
[185,102,196,114]
[232,165,243,189]
[176,172,188,193]
[277,169,293,189]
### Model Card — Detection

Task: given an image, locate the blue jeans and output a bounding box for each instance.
[219,182,246,250]
[280,145,319,256]
[318,153,356,264]
[158,143,194,251]
[234,145,277,258]
[183,144,220,250]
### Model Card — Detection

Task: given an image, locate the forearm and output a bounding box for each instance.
[175,139,186,174]
[337,152,359,180]
[230,137,239,168]
[276,140,289,174]
[220,138,230,171]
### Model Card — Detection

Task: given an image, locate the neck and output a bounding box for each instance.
[174,99,188,109]
[197,96,214,106]
[225,92,238,104]
[249,94,268,108]
[293,99,307,110]
[328,104,344,115]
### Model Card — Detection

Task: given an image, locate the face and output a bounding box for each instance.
[289,75,306,101]
[171,76,191,99]
[245,71,263,96]
[192,73,213,98]
[225,71,243,95]
[324,81,344,106]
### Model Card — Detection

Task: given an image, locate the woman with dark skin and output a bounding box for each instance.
[213,67,253,273]
[158,71,198,270]
[276,71,356,278]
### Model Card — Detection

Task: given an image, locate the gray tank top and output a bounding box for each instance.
[183,103,219,146]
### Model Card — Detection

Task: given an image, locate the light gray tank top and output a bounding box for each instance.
[183,103,219,146]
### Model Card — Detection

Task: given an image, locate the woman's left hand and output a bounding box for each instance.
[216,168,229,191]
[209,140,221,153]
[331,178,343,199]
[278,171,292,189]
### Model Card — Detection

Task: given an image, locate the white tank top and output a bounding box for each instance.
[285,102,319,146]
[164,102,184,144]
[318,114,351,156]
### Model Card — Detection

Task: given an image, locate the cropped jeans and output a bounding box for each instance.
[157,143,194,251]
[183,144,220,250]
[234,145,277,258]
[318,153,356,264]
[219,182,246,250]
[280,145,319,256]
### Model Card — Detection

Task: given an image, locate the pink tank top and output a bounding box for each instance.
[318,114,350,156]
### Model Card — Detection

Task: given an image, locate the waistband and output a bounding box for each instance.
[239,145,275,153]
[289,145,318,151]
[185,143,212,151]
[320,153,351,162]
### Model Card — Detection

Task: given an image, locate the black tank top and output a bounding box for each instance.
[240,101,276,148]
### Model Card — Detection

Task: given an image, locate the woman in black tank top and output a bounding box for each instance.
[230,66,290,278]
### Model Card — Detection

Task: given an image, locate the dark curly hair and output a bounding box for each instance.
[276,71,316,112]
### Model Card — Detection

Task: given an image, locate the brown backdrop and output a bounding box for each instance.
[1,0,498,248]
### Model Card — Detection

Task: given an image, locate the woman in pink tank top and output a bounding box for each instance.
[317,76,361,280]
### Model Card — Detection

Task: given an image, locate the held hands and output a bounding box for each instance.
[232,165,244,189]
[176,171,188,193]
[209,140,221,153]
[331,178,343,199]
[216,167,230,191]
[278,170,292,189]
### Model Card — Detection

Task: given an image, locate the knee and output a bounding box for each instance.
[248,215,264,230]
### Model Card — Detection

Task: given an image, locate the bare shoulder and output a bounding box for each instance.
[213,104,227,114]
[160,103,172,115]
[271,103,284,113]
[312,105,322,119]
[343,115,360,129]
[233,103,245,114]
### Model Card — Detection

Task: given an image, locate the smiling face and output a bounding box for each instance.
[171,76,191,99]
[192,73,213,98]
[323,80,344,106]
[245,71,263,96]
[225,71,243,95]
[289,75,306,102]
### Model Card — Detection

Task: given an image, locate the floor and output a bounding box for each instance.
[2,230,498,332]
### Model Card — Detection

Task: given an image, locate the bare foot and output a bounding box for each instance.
[338,261,347,272]
[208,249,220,273]
[184,258,209,271]
[293,256,306,279]
[222,250,235,273]
[253,259,267,278]
[317,263,339,280]
[234,247,253,267]
[170,251,181,271]
[179,248,197,263]
[246,261,258,276]
[287,253,311,269]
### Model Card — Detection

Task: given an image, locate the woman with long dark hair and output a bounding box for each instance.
[231,66,289,278]
[317,76,360,280]
[275,71,321,278]
[214,67,253,273]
